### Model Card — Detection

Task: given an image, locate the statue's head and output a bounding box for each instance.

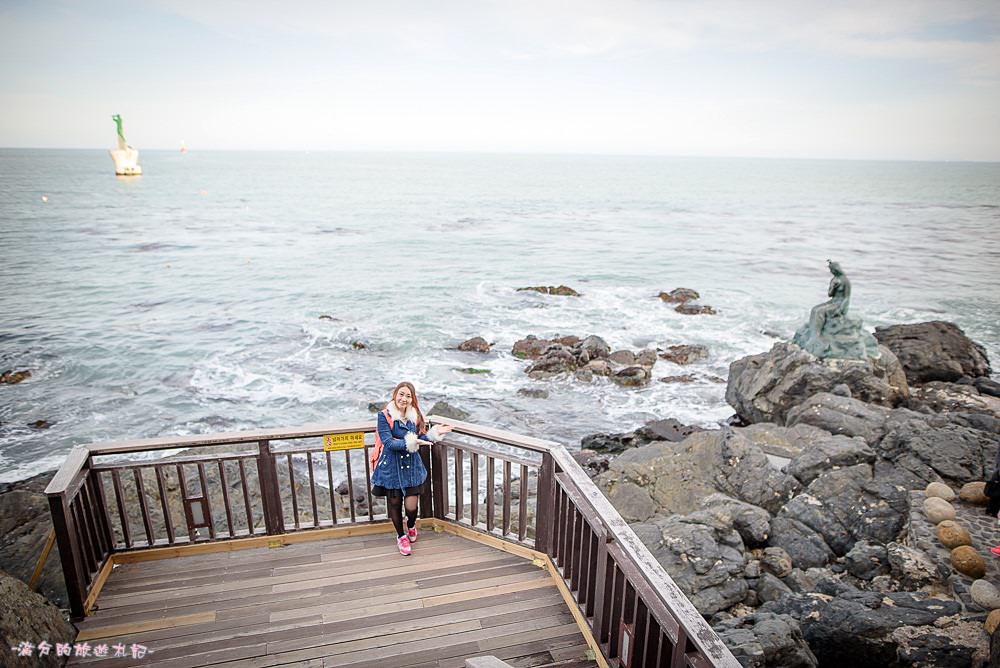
[827,259,843,275]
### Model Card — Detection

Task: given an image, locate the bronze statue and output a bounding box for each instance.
[792,260,880,359]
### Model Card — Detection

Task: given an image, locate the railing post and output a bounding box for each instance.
[256,440,284,535]
[593,524,614,647]
[534,451,556,554]
[418,444,434,519]
[47,492,87,620]
[431,441,448,519]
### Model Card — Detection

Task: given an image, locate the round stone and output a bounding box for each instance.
[970,579,1000,610]
[925,481,956,502]
[986,609,1000,635]
[960,481,989,506]
[923,497,957,524]
[937,520,973,549]
[950,546,987,579]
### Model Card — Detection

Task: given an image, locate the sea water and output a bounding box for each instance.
[1,149,998,482]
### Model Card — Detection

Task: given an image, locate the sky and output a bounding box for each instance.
[1,0,999,160]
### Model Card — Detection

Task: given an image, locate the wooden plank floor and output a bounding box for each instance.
[69,528,598,668]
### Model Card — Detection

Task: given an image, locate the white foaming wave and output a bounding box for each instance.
[0,453,67,483]
[190,354,332,405]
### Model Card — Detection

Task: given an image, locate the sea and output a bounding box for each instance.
[1,149,998,483]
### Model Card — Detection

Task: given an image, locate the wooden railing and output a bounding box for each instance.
[46,417,740,668]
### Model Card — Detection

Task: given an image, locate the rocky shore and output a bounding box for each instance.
[4,313,999,667]
[584,320,1000,666]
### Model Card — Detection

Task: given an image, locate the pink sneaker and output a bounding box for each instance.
[397,535,412,556]
[407,526,418,543]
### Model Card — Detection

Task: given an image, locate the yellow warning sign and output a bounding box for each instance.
[324,432,365,451]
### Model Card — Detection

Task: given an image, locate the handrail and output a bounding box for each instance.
[44,416,740,667]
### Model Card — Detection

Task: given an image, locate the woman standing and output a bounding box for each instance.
[372,382,453,555]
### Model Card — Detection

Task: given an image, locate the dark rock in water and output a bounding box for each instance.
[727,342,908,425]
[659,374,697,383]
[578,335,610,359]
[456,367,490,375]
[713,612,818,668]
[516,285,580,296]
[428,401,470,421]
[0,570,76,668]
[318,314,336,321]
[368,402,384,413]
[512,335,551,360]
[675,303,717,315]
[0,472,66,608]
[761,587,982,668]
[610,365,650,387]
[527,345,579,377]
[350,340,367,350]
[0,369,31,384]
[28,420,51,429]
[658,287,700,303]
[457,336,491,353]
[608,349,636,365]
[874,321,991,384]
[659,344,709,365]
[516,388,549,399]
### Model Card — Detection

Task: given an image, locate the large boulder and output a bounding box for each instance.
[770,464,908,567]
[0,473,66,607]
[874,416,996,489]
[727,342,908,425]
[785,393,896,445]
[0,570,75,667]
[631,513,748,616]
[874,321,991,384]
[595,428,801,519]
[580,418,703,455]
[713,612,818,667]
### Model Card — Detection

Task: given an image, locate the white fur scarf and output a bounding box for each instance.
[385,402,443,450]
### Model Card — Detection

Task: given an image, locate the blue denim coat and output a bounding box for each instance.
[371,411,432,490]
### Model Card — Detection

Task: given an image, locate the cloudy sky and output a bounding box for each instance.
[1,0,998,160]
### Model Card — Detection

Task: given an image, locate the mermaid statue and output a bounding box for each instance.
[792,260,880,360]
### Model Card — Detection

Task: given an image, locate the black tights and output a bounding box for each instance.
[387,495,419,538]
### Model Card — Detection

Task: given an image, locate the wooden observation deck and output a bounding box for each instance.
[46,416,741,668]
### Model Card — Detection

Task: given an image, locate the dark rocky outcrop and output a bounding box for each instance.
[874,321,991,384]
[456,337,491,353]
[727,342,908,425]
[1,369,32,384]
[428,401,470,421]
[516,285,580,296]
[0,473,66,608]
[659,344,709,365]
[513,334,658,386]
[762,586,986,667]
[712,612,819,668]
[0,570,75,667]
[658,287,700,303]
